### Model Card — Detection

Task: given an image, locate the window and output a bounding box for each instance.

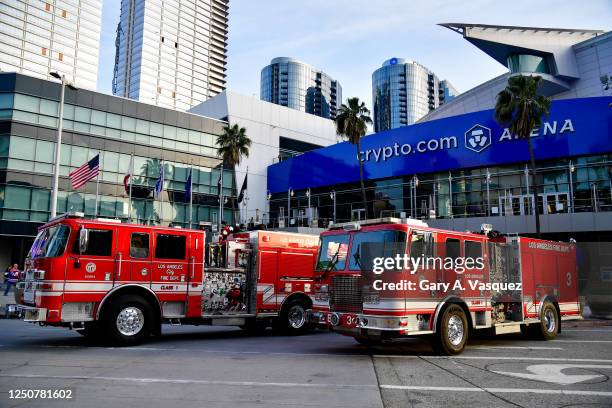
[77,229,113,256]
[45,3,51,11]
[61,10,67,18]
[445,238,461,261]
[316,234,349,271]
[58,52,63,61]
[349,230,406,271]
[130,233,150,258]
[155,234,186,259]
[465,240,482,260]
[30,225,70,258]
[41,47,47,56]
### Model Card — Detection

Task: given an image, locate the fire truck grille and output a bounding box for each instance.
[330,275,362,313]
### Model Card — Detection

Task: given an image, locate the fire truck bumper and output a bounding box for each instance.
[17,305,47,322]
[307,310,328,325]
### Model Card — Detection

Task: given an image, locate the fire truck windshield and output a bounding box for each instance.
[29,225,71,259]
[349,230,407,271]
[316,234,349,271]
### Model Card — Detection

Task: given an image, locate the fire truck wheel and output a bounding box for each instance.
[433,304,469,355]
[279,299,310,334]
[537,302,560,340]
[104,295,153,345]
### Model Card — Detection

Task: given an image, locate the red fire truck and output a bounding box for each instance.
[308,218,581,355]
[17,213,319,345]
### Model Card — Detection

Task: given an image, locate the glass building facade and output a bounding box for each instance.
[113,0,228,111]
[0,73,234,264]
[372,58,456,132]
[260,57,342,120]
[0,0,102,90]
[269,154,612,238]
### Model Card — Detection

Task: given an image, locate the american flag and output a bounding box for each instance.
[70,154,100,189]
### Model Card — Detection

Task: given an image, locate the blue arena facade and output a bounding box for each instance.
[266,25,612,239]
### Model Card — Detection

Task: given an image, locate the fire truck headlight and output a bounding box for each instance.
[319,284,328,293]
[34,270,45,280]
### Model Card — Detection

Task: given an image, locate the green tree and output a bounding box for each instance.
[216,124,251,224]
[335,97,372,220]
[494,75,551,237]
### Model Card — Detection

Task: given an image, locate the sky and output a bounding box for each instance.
[97,0,612,110]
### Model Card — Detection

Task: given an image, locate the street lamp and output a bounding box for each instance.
[287,187,294,226]
[330,190,336,224]
[49,71,77,219]
[306,188,311,225]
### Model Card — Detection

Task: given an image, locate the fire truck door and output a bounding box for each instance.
[258,249,278,311]
[67,227,118,289]
[151,233,189,296]
[127,230,152,287]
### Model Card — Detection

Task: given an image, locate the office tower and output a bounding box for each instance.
[372,58,455,132]
[0,0,102,89]
[260,57,342,120]
[113,0,228,111]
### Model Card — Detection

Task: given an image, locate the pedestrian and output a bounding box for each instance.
[2,264,10,292]
[3,264,19,296]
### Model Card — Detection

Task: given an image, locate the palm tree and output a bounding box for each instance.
[216,124,251,224]
[494,75,551,238]
[335,97,372,220]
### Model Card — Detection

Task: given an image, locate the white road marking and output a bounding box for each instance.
[374,355,612,363]
[380,385,612,397]
[2,373,612,397]
[491,364,612,385]
[0,373,376,390]
[554,340,612,343]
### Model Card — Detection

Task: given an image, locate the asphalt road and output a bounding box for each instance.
[0,319,611,408]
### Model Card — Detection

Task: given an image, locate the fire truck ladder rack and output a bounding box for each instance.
[328,217,429,230]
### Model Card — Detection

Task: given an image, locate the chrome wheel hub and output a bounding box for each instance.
[544,309,556,333]
[288,305,306,329]
[116,307,144,336]
[448,315,464,346]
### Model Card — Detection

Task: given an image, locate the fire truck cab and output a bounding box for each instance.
[308,217,581,355]
[18,213,319,345]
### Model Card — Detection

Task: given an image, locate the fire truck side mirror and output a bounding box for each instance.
[79,228,89,254]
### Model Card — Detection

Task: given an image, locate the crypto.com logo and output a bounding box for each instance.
[465,124,492,153]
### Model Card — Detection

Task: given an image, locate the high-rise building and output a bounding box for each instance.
[113,0,228,111]
[0,0,102,90]
[372,58,455,132]
[260,57,342,120]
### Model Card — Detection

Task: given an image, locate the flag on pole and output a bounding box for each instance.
[123,155,134,194]
[184,167,192,203]
[217,171,223,200]
[154,162,164,198]
[238,173,248,203]
[70,154,100,189]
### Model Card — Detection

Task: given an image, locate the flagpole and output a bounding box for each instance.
[188,165,193,229]
[160,160,164,225]
[219,163,224,230]
[128,153,134,223]
[94,161,100,218]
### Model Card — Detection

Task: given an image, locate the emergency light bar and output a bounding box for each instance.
[47,211,85,223]
[329,217,428,230]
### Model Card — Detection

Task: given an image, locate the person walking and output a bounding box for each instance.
[3,264,19,296]
[2,264,11,292]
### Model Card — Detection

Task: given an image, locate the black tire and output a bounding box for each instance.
[536,302,560,340]
[277,298,310,335]
[432,304,469,355]
[103,295,154,346]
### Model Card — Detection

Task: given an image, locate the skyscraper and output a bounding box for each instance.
[113,0,228,111]
[0,0,102,89]
[372,58,456,132]
[260,57,342,120]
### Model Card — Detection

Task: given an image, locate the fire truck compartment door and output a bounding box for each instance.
[258,249,278,310]
[126,230,152,287]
